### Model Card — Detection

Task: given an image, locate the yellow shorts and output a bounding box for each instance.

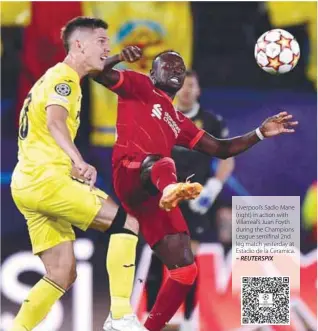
[11,175,108,254]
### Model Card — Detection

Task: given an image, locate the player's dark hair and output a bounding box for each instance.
[152,49,181,66]
[61,16,108,53]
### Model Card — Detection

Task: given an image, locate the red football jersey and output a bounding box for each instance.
[110,70,204,166]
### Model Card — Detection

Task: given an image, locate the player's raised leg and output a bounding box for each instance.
[10,241,76,331]
[144,233,197,331]
[52,177,147,330]
[141,155,202,211]
[11,177,146,331]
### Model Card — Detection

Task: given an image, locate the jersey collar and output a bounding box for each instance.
[154,87,173,103]
[59,62,80,84]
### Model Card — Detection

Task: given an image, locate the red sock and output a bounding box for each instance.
[144,263,197,331]
[150,157,177,193]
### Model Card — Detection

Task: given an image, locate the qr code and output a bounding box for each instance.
[241,276,290,325]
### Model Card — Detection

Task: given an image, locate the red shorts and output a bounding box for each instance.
[113,158,189,247]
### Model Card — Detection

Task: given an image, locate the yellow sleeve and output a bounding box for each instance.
[45,77,77,113]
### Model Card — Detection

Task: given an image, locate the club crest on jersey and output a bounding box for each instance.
[151,104,162,119]
[151,104,180,138]
[55,83,71,96]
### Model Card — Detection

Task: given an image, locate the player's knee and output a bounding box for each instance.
[175,238,195,267]
[180,255,195,268]
[67,263,77,286]
[154,233,195,268]
[170,262,198,286]
[92,197,119,232]
[167,250,195,270]
[140,154,163,195]
[141,154,164,174]
[107,205,139,236]
[154,156,176,168]
[124,214,139,234]
[151,157,176,178]
[46,259,77,289]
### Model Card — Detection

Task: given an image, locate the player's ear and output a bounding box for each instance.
[75,39,84,53]
[150,69,156,84]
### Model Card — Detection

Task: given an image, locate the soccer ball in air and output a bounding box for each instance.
[254,29,300,74]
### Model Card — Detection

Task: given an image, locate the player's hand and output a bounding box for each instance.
[260,111,298,138]
[74,160,97,191]
[119,46,142,63]
[71,166,86,181]
[70,166,93,186]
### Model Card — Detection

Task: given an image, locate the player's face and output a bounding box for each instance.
[151,53,186,93]
[176,76,200,109]
[81,28,110,72]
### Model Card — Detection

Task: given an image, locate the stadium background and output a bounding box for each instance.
[1,2,317,330]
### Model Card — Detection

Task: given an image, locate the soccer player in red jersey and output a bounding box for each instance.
[94,46,298,331]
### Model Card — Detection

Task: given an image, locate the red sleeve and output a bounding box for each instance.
[176,114,205,149]
[109,70,150,99]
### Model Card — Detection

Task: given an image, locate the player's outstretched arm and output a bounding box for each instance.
[194,111,298,159]
[93,46,142,87]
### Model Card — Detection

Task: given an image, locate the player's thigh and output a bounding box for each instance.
[89,195,117,232]
[12,187,75,255]
[37,176,109,232]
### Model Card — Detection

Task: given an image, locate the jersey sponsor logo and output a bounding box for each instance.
[151,104,162,119]
[55,83,71,96]
[151,104,180,138]
[163,112,180,138]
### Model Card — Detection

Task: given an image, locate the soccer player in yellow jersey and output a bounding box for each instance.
[10,17,147,331]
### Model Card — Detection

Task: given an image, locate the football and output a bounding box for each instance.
[254,29,300,75]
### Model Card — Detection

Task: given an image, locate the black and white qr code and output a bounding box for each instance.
[241,276,290,325]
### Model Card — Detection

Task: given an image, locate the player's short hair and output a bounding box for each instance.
[61,16,108,53]
[152,50,182,66]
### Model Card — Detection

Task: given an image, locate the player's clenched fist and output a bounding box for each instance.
[74,160,97,190]
[120,46,142,63]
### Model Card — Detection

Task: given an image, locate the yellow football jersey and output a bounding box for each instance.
[11,62,82,189]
